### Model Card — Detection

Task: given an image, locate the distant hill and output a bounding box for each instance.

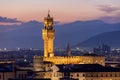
[55,20,120,47]
[75,31,120,48]
[0,20,120,49]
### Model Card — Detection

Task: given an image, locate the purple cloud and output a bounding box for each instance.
[0,16,22,23]
[99,13,120,23]
[98,5,119,13]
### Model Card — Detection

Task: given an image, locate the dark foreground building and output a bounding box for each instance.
[0,63,32,80]
[34,64,120,80]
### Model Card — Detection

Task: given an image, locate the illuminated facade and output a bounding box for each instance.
[36,71,120,80]
[32,12,120,80]
[42,11,55,57]
[34,64,120,80]
[33,12,105,72]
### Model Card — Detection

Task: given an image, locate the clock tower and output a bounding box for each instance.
[42,11,55,57]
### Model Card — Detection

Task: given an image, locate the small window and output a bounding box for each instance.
[115,74,117,77]
[77,74,79,77]
[83,74,85,77]
[71,75,73,77]
[101,74,103,77]
[106,74,108,77]
[110,74,112,77]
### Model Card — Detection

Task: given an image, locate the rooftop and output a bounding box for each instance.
[56,64,120,72]
[0,63,13,72]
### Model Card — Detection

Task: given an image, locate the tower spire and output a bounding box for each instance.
[66,43,71,56]
[48,10,50,17]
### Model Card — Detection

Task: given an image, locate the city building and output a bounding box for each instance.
[33,12,120,80]
[33,12,105,71]
[0,63,32,80]
[93,44,111,54]
[35,64,120,80]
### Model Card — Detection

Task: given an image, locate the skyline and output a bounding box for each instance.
[0,0,120,23]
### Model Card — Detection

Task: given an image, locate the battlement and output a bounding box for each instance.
[34,55,105,66]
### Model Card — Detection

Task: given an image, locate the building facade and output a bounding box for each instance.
[33,12,105,72]
[42,11,55,58]
[33,12,120,80]
[34,64,120,80]
[0,63,31,80]
[36,64,120,80]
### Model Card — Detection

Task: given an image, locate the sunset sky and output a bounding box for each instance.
[0,0,120,23]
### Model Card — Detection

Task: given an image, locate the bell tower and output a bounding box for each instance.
[42,11,55,57]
